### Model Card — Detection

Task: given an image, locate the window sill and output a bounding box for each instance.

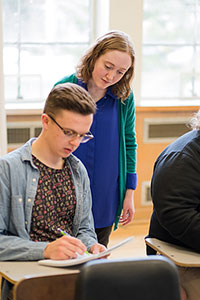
[5,102,44,115]
[140,99,200,107]
[5,100,199,116]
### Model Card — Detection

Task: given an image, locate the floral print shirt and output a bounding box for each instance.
[30,156,76,241]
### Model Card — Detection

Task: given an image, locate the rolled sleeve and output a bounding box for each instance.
[126,173,137,190]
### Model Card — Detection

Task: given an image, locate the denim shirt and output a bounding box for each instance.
[0,138,97,261]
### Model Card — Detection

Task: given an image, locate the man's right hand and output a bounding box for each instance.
[43,236,87,260]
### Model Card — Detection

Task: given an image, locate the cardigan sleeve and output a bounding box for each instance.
[54,73,78,86]
[115,91,137,229]
[124,91,137,173]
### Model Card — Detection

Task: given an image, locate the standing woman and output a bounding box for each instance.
[54,30,137,247]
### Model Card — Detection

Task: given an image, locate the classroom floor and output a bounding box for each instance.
[108,221,149,259]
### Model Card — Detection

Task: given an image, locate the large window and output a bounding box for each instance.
[141,0,200,106]
[3,0,92,104]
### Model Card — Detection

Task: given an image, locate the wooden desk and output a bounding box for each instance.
[0,261,80,300]
[145,238,200,267]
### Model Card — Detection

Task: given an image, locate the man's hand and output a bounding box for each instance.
[89,243,106,254]
[43,236,87,260]
[89,243,110,258]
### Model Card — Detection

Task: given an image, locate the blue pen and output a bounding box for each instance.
[57,228,90,254]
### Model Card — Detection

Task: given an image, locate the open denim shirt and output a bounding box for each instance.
[0,138,97,261]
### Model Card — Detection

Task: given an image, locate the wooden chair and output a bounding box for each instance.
[74,256,181,300]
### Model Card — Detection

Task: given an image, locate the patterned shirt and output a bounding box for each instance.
[30,156,76,242]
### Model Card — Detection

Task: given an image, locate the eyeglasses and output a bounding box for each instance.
[48,114,94,143]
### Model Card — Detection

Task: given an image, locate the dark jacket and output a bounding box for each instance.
[148,130,200,253]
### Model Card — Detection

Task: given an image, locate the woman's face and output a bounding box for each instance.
[91,50,132,90]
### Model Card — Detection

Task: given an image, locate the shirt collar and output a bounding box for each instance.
[77,78,117,101]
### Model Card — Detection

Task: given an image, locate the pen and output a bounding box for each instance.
[57,228,90,254]
[58,228,71,237]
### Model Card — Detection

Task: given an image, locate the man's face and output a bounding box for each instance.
[44,110,93,159]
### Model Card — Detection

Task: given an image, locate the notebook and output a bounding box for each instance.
[38,236,133,267]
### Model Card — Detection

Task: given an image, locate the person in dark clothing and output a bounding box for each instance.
[147,109,200,300]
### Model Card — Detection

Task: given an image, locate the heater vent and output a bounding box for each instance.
[7,122,42,148]
[141,181,152,206]
[143,117,190,143]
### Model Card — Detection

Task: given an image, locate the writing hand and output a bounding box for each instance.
[43,235,87,260]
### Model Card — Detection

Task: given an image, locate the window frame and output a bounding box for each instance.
[140,0,200,107]
[3,0,106,115]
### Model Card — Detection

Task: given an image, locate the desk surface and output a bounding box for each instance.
[145,238,200,267]
[0,261,80,284]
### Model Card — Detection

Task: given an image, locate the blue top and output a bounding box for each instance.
[54,74,138,230]
[74,80,119,227]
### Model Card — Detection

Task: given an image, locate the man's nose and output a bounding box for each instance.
[69,136,82,147]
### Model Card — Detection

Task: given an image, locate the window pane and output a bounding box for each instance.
[2,0,18,43]
[143,0,197,44]
[4,44,88,102]
[2,0,92,103]
[3,46,18,74]
[142,46,200,99]
[4,76,18,101]
[197,2,200,43]
[20,0,90,43]
[142,0,200,105]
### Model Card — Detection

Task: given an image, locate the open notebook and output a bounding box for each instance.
[38,236,133,267]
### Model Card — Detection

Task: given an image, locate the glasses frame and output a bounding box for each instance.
[47,114,94,143]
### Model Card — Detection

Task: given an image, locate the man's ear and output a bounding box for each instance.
[41,113,49,130]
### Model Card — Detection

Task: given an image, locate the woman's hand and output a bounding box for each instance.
[119,189,135,226]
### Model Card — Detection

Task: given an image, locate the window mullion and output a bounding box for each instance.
[17,0,22,100]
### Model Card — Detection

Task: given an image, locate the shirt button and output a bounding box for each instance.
[25,221,28,225]
[18,198,22,203]
[27,198,31,203]
[33,178,36,182]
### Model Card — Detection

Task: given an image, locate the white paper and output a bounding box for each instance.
[38,236,133,267]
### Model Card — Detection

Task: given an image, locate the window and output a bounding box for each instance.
[3,0,92,104]
[141,0,200,106]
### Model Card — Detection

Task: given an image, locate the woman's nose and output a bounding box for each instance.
[106,70,115,81]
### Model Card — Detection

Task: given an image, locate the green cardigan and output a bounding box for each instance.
[55,74,137,229]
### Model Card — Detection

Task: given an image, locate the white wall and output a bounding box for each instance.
[0,0,7,155]
[109,0,143,105]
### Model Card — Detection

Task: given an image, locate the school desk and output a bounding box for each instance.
[145,238,200,267]
[0,261,80,300]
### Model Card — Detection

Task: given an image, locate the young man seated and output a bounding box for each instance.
[0,83,106,299]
